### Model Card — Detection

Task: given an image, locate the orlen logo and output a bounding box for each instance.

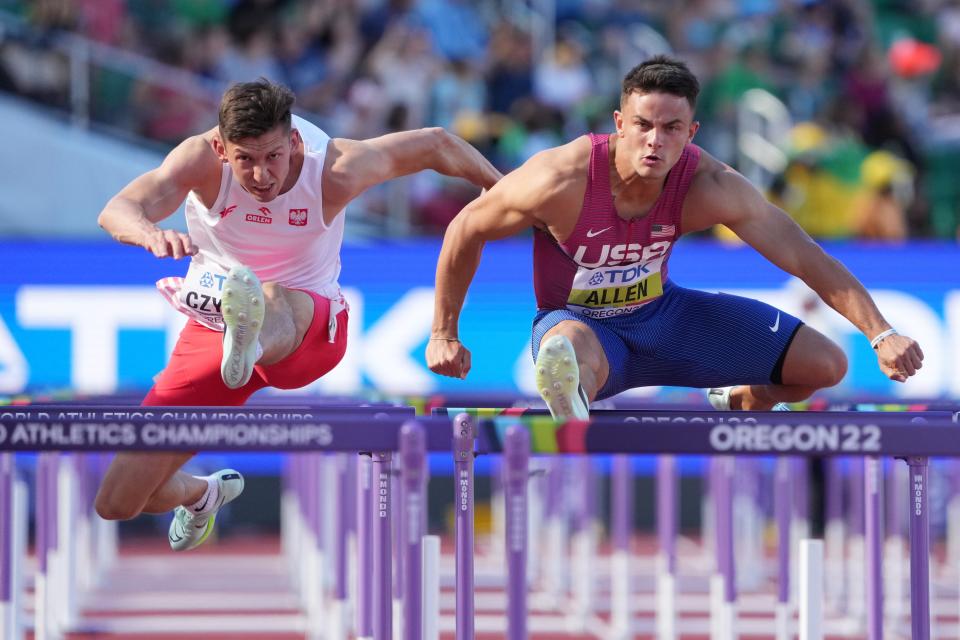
[289,208,308,226]
[572,240,670,267]
[245,206,272,224]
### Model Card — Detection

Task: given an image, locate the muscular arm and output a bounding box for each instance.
[322,128,502,221]
[97,134,219,258]
[427,147,583,378]
[685,164,923,380]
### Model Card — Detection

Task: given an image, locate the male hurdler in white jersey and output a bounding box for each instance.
[94,80,501,551]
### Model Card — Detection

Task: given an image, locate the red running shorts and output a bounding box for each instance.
[143,290,348,406]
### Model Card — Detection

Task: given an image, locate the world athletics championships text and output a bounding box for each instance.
[0,421,334,449]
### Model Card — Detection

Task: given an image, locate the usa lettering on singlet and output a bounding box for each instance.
[532,134,700,319]
[157,115,347,337]
[566,238,673,318]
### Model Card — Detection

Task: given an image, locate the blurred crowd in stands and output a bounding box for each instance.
[2,0,960,240]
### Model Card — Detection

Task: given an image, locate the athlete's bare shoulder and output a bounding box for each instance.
[682,148,762,233]
[499,135,591,233]
[522,135,591,187]
[158,128,224,203]
[165,130,220,178]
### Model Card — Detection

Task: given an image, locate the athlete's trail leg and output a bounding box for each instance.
[730,326,847,410]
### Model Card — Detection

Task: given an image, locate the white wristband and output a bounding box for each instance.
[870,328,898,349]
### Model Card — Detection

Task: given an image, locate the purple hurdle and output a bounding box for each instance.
[655,455,677,640]
[331,454,352,639]
[775,457,792,640]
[356,454,374,640]
[848,458,867,626]
[453,413,475,640]
[865,456,884,640]
[504,424,529,640]
[371,451,393,640]
[885,459,909,625]
[712,456,737,640]
[1,453,12,640]
[611,454,635,640]
[543,458,568,603]
[571,456,598,629]
[400,420,426,640]
[907,457,930,640]
[824,458,846,612]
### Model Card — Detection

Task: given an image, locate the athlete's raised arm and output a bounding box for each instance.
[97,132,221,259]
[426,142,586,379]
[321,128,502,223]
[683,157,923,382]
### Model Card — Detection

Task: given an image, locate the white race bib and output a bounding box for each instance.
[180,261,230,325]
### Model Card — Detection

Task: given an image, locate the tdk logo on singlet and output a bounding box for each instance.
[572,240,671,268]
[198,271,225,290]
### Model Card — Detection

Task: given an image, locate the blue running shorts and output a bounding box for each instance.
[531,280,803,400]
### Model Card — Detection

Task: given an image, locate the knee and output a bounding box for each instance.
[94,489,142,521]
[547,321,591,351]
[262,281,284,302]
[818,342,848,388]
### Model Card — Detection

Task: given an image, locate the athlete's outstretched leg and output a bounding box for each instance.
[726,325,847,410]
[221,266,316,388]
[536,320,610,419]
[258,282,314,364]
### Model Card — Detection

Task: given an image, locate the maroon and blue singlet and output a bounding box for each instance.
[531,133,803,399]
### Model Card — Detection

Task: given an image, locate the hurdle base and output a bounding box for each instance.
[324,599,349,640]
[775,602,790,640]
[710,574,737,640]
[392,599,402,639]
[655,571,676,640]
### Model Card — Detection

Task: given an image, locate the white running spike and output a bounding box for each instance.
[220,265,265,389]
[534,335,589,421]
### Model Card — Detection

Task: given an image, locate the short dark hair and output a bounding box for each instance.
[218,79,295,142]
[621,55,700,111]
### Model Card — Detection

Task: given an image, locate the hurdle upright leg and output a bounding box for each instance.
[884,459,908,626]
[453,413,475,640]
[712,456,737,640]
[865,456,884,640]
[907,457,930,640]
[824,458,846,614]
[400,421,426,640]
[372,452,394,640]
[543,458,568,604]
[12,465,26,640]
[56,453,78,631]
[34,454,51,640]
[504,425,530,640]
[0,453,12,640]
[655,455,676,640]
[357,454,373,640]
[775,457,792,640]
[330,454,352,640]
